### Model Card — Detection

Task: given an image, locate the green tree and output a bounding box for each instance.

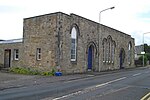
[144,44,150,53]
[145,53,150,61]
[138,55,148,66]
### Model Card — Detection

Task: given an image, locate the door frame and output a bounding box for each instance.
[86,41,98,71]
[4,49,11,68]
[88,45,94,70]
[119,48,125,69]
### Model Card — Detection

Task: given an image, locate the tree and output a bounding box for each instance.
[144,44,150,53]
[138,55,148,66]
[145,53,150,61]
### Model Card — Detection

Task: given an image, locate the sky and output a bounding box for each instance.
[0,0,150,45]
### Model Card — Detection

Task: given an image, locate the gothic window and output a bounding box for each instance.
[107,36,112,63]
[103,35,116,64]
[71,27,77,61]
[102,38,107,62]
[108,39,111,63]
[128,42,132,64]
[111,41,116,63]
[106,41,109,62]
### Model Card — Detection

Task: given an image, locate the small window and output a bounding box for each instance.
[14,49,19,60]
[36,48,41,60]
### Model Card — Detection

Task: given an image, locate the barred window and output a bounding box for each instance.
[14,49,19,60]
[37,48,41,60]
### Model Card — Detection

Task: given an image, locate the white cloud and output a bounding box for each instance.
[0,0,150,45]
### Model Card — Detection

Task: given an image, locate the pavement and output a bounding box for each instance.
[0,65,150,91]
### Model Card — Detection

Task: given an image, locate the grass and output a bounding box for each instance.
[9,67,55,76]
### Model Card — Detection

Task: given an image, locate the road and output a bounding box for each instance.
[0,67,150,100]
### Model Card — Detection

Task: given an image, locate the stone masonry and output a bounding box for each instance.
[0,12,135,74]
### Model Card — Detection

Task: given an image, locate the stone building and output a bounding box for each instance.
[0,12,135,73]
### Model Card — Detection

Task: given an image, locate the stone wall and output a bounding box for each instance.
[0,42,23,67]
[58,13,135,73]
[23,13,58,71]
[0,12,135,74]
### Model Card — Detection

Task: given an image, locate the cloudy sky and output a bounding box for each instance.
[0,0,150,45]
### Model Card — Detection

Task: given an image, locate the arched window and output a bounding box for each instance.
[103,36,116,64]
[71,27,77,61]
[128,42,132,64]
[106,41,109,62]
[102,38,107,62]
[107,36,112,63]
[111,41,116,63]
[108,39,111,63]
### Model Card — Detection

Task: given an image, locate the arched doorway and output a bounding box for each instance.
[88,45,94,70]
[119,48,125,69]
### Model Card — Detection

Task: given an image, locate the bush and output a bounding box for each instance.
[138,55,148,66]
[9,67,55,76]
[145,53,150,61]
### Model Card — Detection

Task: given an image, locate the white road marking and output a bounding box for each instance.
[51,77,126,100]
[87,74,95,77]
[103,86,130,96]
[133,73,141,76]
[52,91,82,100]
[145,71,150,74]
[106,77,127,84]
[64,77,93,83]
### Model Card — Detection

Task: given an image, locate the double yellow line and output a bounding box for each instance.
[141,92,150,100]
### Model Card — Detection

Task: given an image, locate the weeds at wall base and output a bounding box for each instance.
[9,67,55,76]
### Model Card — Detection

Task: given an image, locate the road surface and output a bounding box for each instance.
[0,67,150,100]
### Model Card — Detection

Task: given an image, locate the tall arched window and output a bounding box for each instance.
[107,36,112,63]
[111,41,116,63]
[103,36,116,64]
[128,42,132,64]
[106,41,109,62]
[71,27,77,61]
[108,39,111,63]
[102,38,107,62]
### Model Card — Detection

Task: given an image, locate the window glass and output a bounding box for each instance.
[14,49,19,60]
[37,48,41,60]
[71,27,77,61]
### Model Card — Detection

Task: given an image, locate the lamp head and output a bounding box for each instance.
[110,7,115,9]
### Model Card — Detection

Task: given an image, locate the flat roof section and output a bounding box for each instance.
[0,38,23,44]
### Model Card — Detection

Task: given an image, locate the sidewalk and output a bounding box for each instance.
[0,65,150,91]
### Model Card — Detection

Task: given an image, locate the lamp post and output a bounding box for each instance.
[99,6,115,23]
[142,32,150,67]
[98,6,115,72]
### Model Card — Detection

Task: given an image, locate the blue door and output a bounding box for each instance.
[88,46,93,69]
[120,51,123,69]
[120,49,125,69]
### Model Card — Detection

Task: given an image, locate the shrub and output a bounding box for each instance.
[138,55,148,66]
[9,67,55,76]
[10,67,31,74]
[145,53,150,61]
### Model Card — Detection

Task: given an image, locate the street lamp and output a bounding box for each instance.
[142,32,150,67]
[99,6,115,23]
[98,6,115,72]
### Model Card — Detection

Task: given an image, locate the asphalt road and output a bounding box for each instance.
[0,67,150,100]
